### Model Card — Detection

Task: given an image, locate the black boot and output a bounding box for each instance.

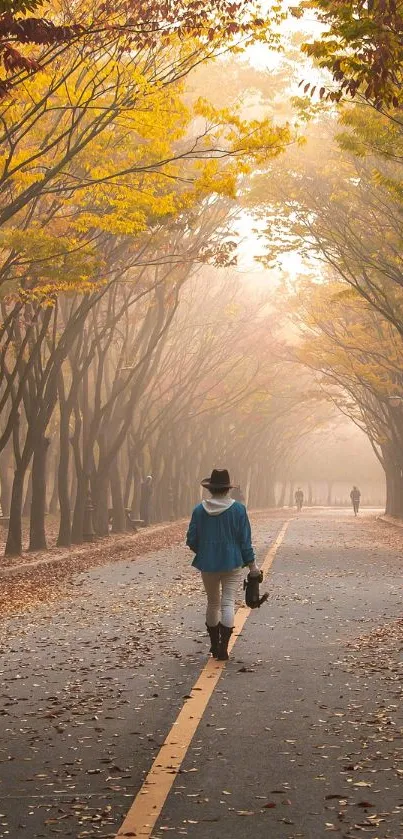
[217,623,233,661]
[206,624,220,658]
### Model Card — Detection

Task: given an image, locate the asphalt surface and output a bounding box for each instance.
[0,509,401,839]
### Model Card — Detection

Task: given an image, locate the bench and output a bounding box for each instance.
[125,509,145,531]
[107,508,145,531]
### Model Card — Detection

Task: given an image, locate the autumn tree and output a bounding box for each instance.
[297,0,403,112]
[1,1,338,557]
[246,92,403,514]
[251,111,403,336]
[0,0,276,97]
[0,9,293,555]
[290,275,403,515]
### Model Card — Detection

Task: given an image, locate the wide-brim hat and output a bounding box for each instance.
[201,469,233,491]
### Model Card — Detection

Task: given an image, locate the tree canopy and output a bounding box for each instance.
[298,0,403,111]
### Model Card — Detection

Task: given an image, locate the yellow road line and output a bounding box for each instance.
[115,519,290,838]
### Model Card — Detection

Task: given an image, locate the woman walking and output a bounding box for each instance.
[186,469,260,661]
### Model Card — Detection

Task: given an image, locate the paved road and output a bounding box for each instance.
[0,510,401,839]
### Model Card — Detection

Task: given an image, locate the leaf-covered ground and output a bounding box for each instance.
[0,510,285,619]
[0,521,188,618]
[0,509,401,839]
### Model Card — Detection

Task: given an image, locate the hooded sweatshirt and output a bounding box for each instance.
[201,496,235,516]
[186,495,255,573]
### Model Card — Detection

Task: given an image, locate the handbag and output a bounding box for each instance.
[243,570,269,609]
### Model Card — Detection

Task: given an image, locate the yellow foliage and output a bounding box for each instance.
[0,21,291,302]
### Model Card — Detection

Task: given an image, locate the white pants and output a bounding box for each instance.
[201,568,242,628]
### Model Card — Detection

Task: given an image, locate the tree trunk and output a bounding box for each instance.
[385,464,393,516]
[277,480,286,508]
[385,462,403,518]
[130,460,142,518]
[110,460,126,533]
[5,467,26,555]
[94,474,109,536]
[48,449,59,515]
[124,460,133,509]
[245,466,252,507]
[288,482,295,508]
[57,415,71,546]
[0,444,12,515]
[29,436,50,551]
[248,464,258,508]
[22,470,32,517]
[308,483,313,506]
[327,481,333,507]
[70,467,77,514]
[71,474,86,544]
[266,475,276,508]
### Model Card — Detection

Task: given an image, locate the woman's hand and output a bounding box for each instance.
[248,561,261,577]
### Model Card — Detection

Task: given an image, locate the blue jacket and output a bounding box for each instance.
[186,500,255,572]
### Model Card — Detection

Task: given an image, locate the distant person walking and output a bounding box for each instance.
[186,469,260,661]
[295,487,304,512]
[350,486,361,516]
[140,475,153,526]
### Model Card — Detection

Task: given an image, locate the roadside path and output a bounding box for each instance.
[0,510,401,839]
